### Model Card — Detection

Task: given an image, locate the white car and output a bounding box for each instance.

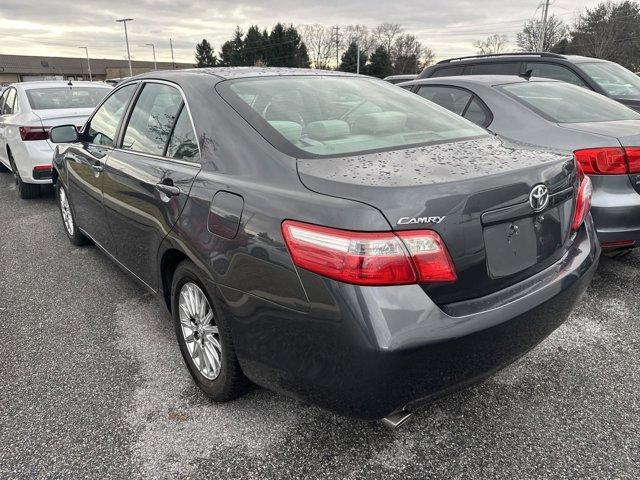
[0,81,112,198]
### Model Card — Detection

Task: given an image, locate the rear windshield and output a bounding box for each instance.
[579,62,640,98]
[26,87,111,110]
[498,81,640,123]
[217,76,486,158]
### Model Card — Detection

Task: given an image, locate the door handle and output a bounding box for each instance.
[155,183,181,197]
[91,162,103,172]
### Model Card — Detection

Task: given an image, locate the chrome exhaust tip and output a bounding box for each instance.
[381,410,413,429]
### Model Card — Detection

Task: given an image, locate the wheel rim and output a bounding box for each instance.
[59,187,74,235]
[178,282,221,380]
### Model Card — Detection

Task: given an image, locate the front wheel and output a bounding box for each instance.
[56,183,89,246]
[172,260,249,401]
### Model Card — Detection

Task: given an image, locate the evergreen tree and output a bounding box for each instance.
[339,42,366,73]
[230,26,245,66]
[367,45,393,78]
[195,39,216,67]
[243,25,266,66]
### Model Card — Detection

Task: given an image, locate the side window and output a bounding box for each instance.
[122,83,182,156]
[430,66,465,78]
[0,90,8,114]
[87,84,136,147]
[416,86,472,115]
[166,107,200,163]
[465,62,520,75]
[463,98,491,127]
[524,62,588,87]
[3,89,16,115]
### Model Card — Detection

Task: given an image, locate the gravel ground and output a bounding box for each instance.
[0,171,638,479]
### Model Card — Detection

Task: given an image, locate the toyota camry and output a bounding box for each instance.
[50,68,599,426]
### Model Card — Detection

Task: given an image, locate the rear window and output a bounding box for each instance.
[498,81,640,123]
[217,76,486,158]
[25,87,111,110]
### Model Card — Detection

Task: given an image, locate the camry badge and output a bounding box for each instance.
[397,216,446,225]
[529,184,549,212]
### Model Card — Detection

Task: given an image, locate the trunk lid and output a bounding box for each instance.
[33,108,93,152]
[298,136,577,304]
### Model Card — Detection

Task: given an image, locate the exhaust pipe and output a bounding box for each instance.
[381,410,413,429]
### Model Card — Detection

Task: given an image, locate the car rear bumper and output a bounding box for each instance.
[10,140,54,184]
[217,217,599,420]
[590,175,640,246]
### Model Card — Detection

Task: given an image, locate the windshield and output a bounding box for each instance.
[218,76,486,158]
[580,62,640,98]
[26,87,111,110]
[498,81,640,123]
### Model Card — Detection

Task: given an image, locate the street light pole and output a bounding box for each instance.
[78,46,92,81]
[116,18,134,77]
[145,43,157,70]
[169,38,176,69]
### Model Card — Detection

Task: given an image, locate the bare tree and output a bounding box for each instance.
[300,24,334,69]
[421,47,436,69]
[374,23,404,55]
[342,25,376,57]
[393,34,425,74]
[517,15,569,51]
[473,34,511,54]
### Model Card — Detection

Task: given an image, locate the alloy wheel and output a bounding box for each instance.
[59,187,74,235]
[178,282,222,380]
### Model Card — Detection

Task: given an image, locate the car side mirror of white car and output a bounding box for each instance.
[50,125,79,143]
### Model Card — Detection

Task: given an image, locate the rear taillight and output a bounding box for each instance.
[574,147,640,174]
[571,174,592,233]
[19,126,50,141]
[281,220,457,286]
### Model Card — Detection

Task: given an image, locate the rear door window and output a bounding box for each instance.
[463,98,491,126]
[166,107,200,163]
[121,83,183,156]
[465,62,520,75]
[523,62,588,87]
[416,86,472,115]
[3,88,16,115]
[87,84,137,147]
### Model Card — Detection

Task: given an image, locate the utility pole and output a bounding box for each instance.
[116,18,134,77]
[169,38,176,69]
[356,44,360,74]
[146,43,157,70]
[333,26,340,69]
[538,0,550,52]
[78,46,92,81]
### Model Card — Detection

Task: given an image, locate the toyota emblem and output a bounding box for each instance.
[529,184,549,212]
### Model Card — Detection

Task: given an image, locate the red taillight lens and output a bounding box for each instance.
[571,175,592,232]
[574,147,640,174]
[574,147,626,174]
[624,147,640,174]
[281,220,457,286]
[19,126,50,141]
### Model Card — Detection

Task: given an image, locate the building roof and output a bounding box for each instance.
[0,54,193,76]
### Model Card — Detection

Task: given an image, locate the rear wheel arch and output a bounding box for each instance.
[160,248,190,310]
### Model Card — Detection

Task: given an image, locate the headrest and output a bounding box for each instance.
[268,121,303,143]
[352,111,407,135]
[305,120,350,140]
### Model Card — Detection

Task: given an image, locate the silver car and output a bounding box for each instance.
[402,75,640,251]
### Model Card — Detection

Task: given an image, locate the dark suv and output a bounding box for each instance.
[419,52,640,111]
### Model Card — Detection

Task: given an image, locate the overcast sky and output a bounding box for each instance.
[0,0,607,64]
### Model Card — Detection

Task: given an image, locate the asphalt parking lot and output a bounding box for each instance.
[0,170,638,480]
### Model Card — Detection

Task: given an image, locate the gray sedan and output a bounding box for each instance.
[402,75,640,250]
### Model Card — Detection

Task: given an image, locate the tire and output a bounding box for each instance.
[56,183,90,246]
[9,153,40,199]
[171,260,249,401]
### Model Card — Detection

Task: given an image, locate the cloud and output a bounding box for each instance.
[0,0,599,63]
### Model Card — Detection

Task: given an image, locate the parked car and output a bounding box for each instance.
[0,81,112,198]
[50,68,598,425]
[419,52,640,111]
[402,75,640,251]
[384,74,417,84]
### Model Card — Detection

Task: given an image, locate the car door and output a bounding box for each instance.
[101,80,201,290]
[0,89,10,167]
[522,61,591,89]
[65,83,138,253]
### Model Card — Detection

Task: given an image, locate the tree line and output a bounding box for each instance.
[475,1,640,71]
[195,22,435,78]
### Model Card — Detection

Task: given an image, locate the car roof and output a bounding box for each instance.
[130,67,362,82]
[433,52,609,66]
[402,74,563,88]
[384,74,417,80]
[14,81,112,90]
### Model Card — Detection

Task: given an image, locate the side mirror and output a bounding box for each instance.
[50,124,79,143]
